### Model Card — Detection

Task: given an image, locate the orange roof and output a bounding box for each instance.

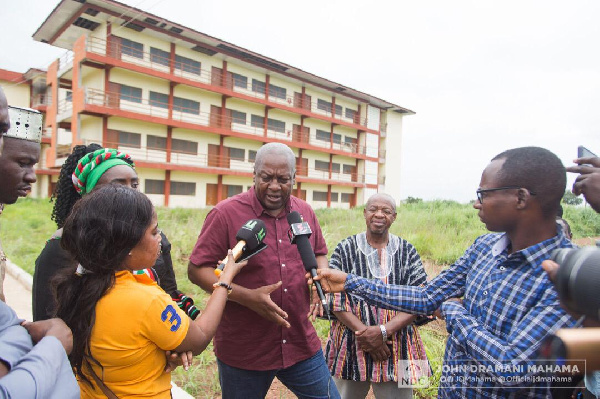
[0,69,24,83]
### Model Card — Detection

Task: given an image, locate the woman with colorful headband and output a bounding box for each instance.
[54,184,244,397]
[33,144,199,321]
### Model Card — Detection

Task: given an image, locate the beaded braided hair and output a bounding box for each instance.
[51,144,101,228]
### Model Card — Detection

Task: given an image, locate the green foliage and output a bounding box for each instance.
[171,341,220,398]
[562,205,600,238]
[405,196,423,204]
[562,190,583,206]
[0,198,55,275]
[414,327,448,398]
[392,200,487,265]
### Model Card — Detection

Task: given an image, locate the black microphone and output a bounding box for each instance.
[214,219,267,276]
[286,211,327,307]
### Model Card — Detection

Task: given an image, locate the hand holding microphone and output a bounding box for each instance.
[216,249,249,286]
[306,268,348,294]
[215,219,267,276]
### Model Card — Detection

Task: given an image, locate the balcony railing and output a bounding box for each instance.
[32,93,51,108]
[57,50,74,74]
[83,88,377,157]
[84,36,376,130]
[380,122,387,134]
[80,139,376,184]
[57,98,73,116]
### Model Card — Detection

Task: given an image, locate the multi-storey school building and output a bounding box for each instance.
[4,0,414,208]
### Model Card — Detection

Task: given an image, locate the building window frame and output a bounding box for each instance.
[150,47,170,67]
[172,138,198,155]
[251,114,264,129]
[228,147,245,161]
[315,160,329,172]
[173,97,200,114]
[117,131,141,148]
[119,84,142,103]
[170,181,196,196]
[231,72,248,88]
[248,150,257,162]
[121,37,144,59]
[269,83,287,100]
[149,91,169,109]
[145,179,165,194]
[252,79,266,95]
[174,54,201,75]
[230,109,246,124]
[147,135,167,150]
[313,191,328,201]
[267,118,285,133]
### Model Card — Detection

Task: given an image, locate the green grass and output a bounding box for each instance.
[2,198,600,398]
[0,198,56,274]
[414,326,448,398]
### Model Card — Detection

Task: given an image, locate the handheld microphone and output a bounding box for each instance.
[215,219,267,276]
[286,211,327,307]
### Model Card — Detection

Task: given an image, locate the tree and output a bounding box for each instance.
[562,190,583,206]
[405,196,423,204]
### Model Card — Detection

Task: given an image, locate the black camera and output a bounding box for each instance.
[551,246,600,321]
[539,246,600,372]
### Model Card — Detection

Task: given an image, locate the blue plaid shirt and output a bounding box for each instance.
[345,230,579,398]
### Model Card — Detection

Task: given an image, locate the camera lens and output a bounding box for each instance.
[550,247,600,320]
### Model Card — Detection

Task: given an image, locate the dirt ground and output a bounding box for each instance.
[573,236,600,247]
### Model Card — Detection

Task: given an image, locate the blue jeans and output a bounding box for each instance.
[217,349,340,399]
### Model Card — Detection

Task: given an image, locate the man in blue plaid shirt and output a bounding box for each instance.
[313,147,580,398]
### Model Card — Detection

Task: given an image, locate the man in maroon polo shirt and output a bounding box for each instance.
[188,142,339,398]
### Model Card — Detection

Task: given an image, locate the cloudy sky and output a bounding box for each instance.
[2,0,599,203]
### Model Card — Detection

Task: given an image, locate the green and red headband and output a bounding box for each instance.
[72,148,135,195]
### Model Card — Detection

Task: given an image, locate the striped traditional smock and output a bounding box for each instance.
[325,232,430,382]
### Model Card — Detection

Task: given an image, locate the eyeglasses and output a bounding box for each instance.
[476,186,536,204]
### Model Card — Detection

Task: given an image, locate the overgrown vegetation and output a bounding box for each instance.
[2,198,600,398]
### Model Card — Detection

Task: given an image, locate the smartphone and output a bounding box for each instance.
[577,145,597,159]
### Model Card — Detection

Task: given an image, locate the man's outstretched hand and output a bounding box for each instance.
[306,268,348,293]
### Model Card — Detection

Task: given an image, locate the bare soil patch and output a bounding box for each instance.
[573,236,600,247]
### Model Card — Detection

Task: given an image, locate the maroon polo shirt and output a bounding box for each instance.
[189,187,326,370]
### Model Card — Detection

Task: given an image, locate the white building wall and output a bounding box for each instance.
[169,171,204,208]
[192,175,219,208]
[139,167,167,207]
[365,133,379,158]
[301,183,329,209]
[1,80,30,107]
[79,116,103,144]
[366,105,381,131]
[382,111,404,204]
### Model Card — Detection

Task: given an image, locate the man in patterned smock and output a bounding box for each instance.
[326,193,430,399]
